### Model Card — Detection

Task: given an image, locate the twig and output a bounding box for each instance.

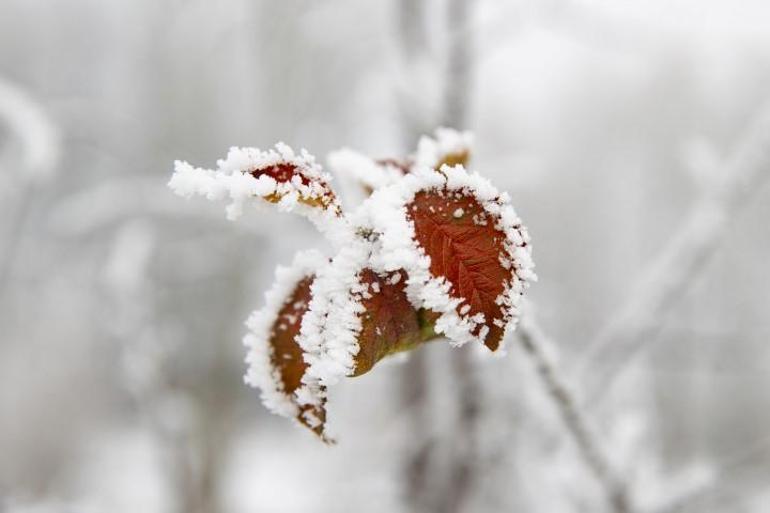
[0,78,59,297]
[395,1,437,511]
[398,1,480,511]
[518,314,632,513]
[649,431,770,513]
[441,0,473,129]
[577,100,770,404]
[103,221,233,513]
[0,77,60,181]
[434,1,482,512]
[0,183,33,299]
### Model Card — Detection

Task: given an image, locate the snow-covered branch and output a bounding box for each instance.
[0,77,60,184]
[578,101,770,403]
[0,77,60,296]
[518,314,632,513]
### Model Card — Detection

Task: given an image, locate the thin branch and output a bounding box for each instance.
[442,0,473,129]
[435,1,481,512]
[395,0,434,141]
[398,1,480,511]
[0,78,60,297]
[437,346,482,513]
[649,432,770,513]
[48,176,277,237]
[0,77,60,181]
[397,0,427,57]
[396,1,440,510]
[577,100,770,404]
[518,314,632,513]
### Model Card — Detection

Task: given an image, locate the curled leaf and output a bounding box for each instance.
[353,269,437,376]
[295,265,438,438]
[168,142,341,226]
[243,250,327,437]
[173,132,536,442]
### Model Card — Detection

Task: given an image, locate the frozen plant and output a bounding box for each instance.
[168,129,536,440]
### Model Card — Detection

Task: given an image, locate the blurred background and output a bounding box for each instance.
[1,0,770,512]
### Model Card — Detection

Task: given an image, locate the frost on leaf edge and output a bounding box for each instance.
[168,142,342,234]
[243,248,324,419]
[326,127,474,195]
[295,238,372,403]
[361,164,536,352]
[414,127,474,169]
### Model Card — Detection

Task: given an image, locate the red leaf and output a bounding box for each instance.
[268,276,327,437]
[352,269,438,376]
[407,189,513,351]
[251,163,339,213]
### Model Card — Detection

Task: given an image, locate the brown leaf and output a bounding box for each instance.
[251,163,340,214]
[407,189,513,351]
[267,275,327,437]
[352,269,439,376]
[435,149,469,169]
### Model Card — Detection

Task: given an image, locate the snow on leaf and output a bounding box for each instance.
[414,127,473,170]
[375,158,411,174]
[407,190,509,350]
[327,149,406,195]
[168,143,342,233]
[327,128,472,198]
[296,239,371,389]
[292,242,438,438]
[243,250,328,438]
[173,130,535,441]
[364,164,535,351]
[293,263,439,439]
[352,269,438,376]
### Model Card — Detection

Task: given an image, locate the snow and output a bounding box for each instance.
[296,239,372,404]
[327,128,473,197]
[357,163,536,351]
[168,143,343,235]
[327,148,404,191]
[171,131,536,433]
[243,249,325,419]
[414,127,474,169]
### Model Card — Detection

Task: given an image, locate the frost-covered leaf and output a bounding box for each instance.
[407,189,509,350]
[297,242,436,389]
[168,143,341,230]
[243,250,327,438]
[327,128,472,196]
[414,127,473,170]
[173,130,536,442]
[327,149,407,195]
[365,164,536,351]
[352,269,438,376]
